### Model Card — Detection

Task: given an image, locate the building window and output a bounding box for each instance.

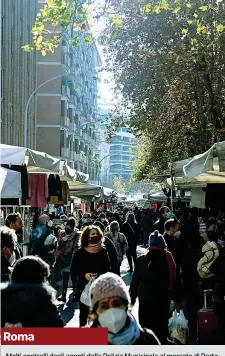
[61,100,66,117]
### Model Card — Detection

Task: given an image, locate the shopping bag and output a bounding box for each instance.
[168,310,188,344]
[80,278,95,307]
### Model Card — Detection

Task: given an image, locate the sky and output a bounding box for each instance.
[90,11,115,108]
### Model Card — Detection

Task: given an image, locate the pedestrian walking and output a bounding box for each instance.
[122,213,139,273]
[154,206,172,235]
[5,212,23,261]
[77,212,92,231]
[94,221,118,274]
[140,209,154,246]
[1,227,16,282]
[88,272,160,345]
[57,219,80,302]
[105,221,128,275]
[129,230,177,344]
[70,225,111,326]
[1,256,63,327]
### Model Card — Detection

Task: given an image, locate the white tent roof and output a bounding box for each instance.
[0,167,21,199]
[0,144,61,172]
[0,144,89,183]
[173,141,225,185]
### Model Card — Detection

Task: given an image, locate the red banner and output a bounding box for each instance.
[1,328,108,345]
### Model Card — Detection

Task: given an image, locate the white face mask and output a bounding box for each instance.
[174,231,181,238]
[48,220,53,227]
[98,308,127,334]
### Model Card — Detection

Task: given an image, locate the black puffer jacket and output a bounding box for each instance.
[129,251,170,304]
[1,282,63,327]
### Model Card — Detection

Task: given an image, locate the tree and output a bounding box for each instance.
[112,176,126,194]
[25,0,225,179]
[23,0,92,55]
[100,0,225,179]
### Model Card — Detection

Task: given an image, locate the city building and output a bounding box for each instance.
[36,1,101,182]
[1,0,37,149]
[98,107,136,186]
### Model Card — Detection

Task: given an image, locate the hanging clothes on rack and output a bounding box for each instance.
[26,173,48,208]
[1,164,29,202]
[57,181,70,206]
[48,174,62,204]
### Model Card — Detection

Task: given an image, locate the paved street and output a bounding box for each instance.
[56,246,146,327]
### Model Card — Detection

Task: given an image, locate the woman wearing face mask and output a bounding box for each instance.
[105,221,128,276]
[130,230,177,344]
[88,272,160,345]
[122,213,139,273]
[57,219,80,303]
[70,225,111,326]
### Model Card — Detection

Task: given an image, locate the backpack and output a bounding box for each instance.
[32,234,48,258]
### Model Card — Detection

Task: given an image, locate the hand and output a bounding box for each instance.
[62,236,68,242]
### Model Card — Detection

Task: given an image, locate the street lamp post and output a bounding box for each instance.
[24,73,72,148]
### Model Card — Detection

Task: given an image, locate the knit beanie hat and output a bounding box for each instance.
[148,230,167,249]
[90,272,130,308]
[38,214,50,225]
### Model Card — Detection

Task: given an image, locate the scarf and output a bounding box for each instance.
[108,315,140,345]
[148,246,176,290]
[85,241,102,254]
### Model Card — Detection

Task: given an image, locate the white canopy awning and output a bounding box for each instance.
[0,167,21,199]
[0,144,61,172]
[0,144,89,183]
[173,141,225,185]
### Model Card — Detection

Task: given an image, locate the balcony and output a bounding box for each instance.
[61,147,69,159]
[61,117,70,128]
[61,85,71,98]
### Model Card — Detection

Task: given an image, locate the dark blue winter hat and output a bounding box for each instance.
[148,230,167,249]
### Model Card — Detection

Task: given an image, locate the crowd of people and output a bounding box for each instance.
[1,204,225,345]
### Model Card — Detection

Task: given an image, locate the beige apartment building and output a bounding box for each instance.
[1,0,37,149]
[36,1,101,182]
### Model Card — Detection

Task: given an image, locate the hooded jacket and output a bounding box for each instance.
[130,250,176,305]
[1,282,63,327]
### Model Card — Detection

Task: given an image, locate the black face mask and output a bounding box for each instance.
[65,229,72,235]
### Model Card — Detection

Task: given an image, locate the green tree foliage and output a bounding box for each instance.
[112,176,126,194]
[100,0,225,179]
[23,0,91,55]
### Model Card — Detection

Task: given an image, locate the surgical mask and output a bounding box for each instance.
[82,218,87,224]
[98,308,127,334]
[174,231,181,238]
[166,212,172,219]
[48,220,53,227]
